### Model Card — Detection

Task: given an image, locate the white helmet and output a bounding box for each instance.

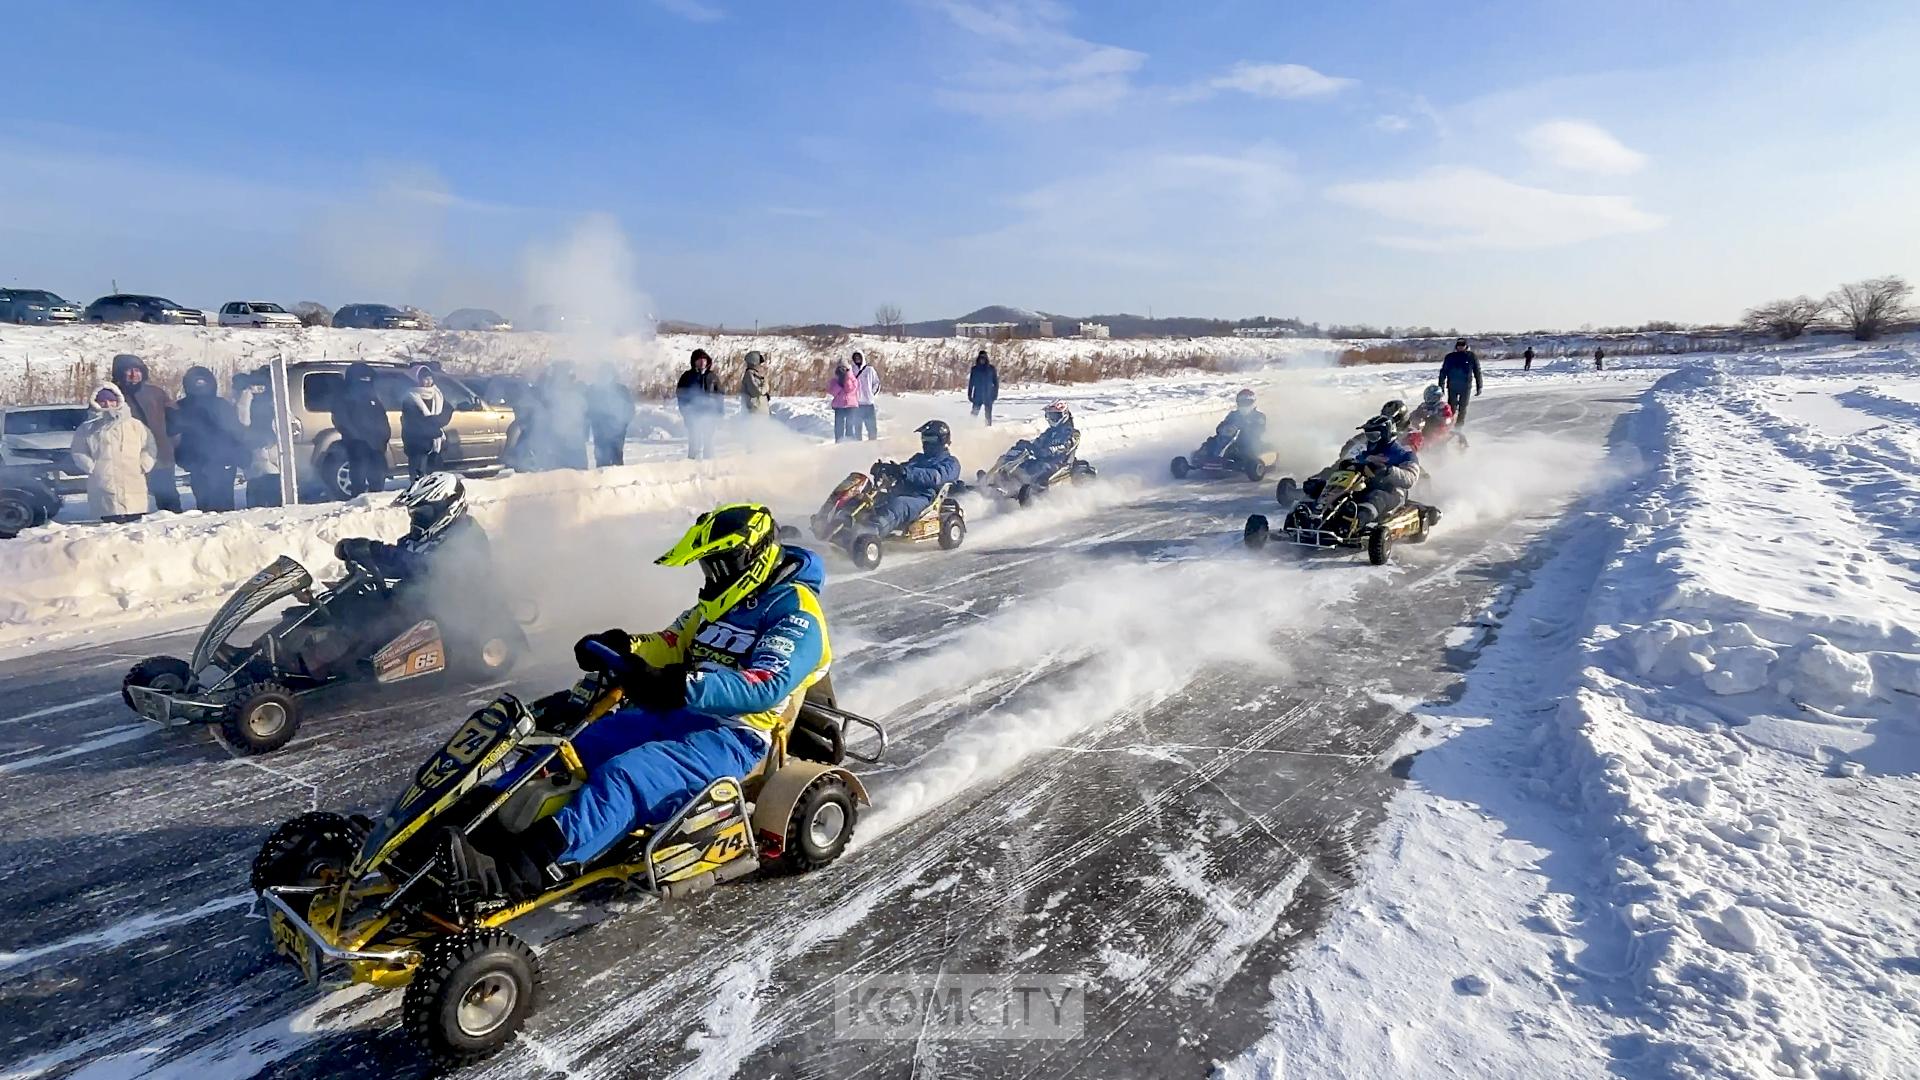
[394,472,467,541]
[1422,384,1444,406]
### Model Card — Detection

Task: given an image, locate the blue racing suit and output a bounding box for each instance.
[870,447,960,534]
[551,546,832,865]
[1018,423,1081,486]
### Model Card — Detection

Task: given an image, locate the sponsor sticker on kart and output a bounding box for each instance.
[269,911,320,986]
[128,686,172,723]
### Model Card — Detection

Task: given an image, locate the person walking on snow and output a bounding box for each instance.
[173,366,250,511]
[110,354,180,513]
[70,384,157,524]
[828,361,859,443]
[968,350,1000,425]
[851,351,879,440]
[331,362,391,498]
[586,370,636,467]
[400,364,452,481]
[676,349,723,460]
[739,351,770,415]
[1523,346,1534,372]
[1594,346,1605,371]
[1437,338,1483,426]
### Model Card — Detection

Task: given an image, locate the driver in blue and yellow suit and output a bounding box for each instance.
[444,502,830,900]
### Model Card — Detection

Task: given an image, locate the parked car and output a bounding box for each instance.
[218,301,303,328]
[461,374,532,408]
[0,403,89,494]
[0,463,62,540]
[83,294,207,325]
[242,359,515,500]
[442,307,514,332]
[0,288,83,325]
[332,303,426,330]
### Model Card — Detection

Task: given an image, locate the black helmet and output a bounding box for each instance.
[916,419,951,451]
[1380,399,1408,427]
[393,472,467,541]
[1362,416,1395,446]
[1235,388,1256,408]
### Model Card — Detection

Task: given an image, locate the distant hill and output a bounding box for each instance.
[886,305,1314,339]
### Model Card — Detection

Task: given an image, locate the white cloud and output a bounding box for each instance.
[1326,166,1664,250]
[651,0,724,21]
[1374,114,1411,133]
[1205,62,1355,100]
[1520,119,1647,175]
[929,0,1146,117]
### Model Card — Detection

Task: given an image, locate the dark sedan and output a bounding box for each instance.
[0,289,84,324]
[83,294,207,325]
[333,303,427,330]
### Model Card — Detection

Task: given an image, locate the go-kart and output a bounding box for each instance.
[121,552,532,754]
[804,465,965,569]
[1244,461,1438,566]
[250,641,885,1067]
[1171,429,1277,481]
[966,440,1095,505]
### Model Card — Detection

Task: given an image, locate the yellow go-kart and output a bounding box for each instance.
[1245,462,1437,565]
[249,641,884,1067]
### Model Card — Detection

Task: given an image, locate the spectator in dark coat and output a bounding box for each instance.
[1523,345,1535,371]
[586,369,637,467]
[400,364,453,480]
[172,365,250,511]
[1594,346,1606,371]
[1436,339,1484,426]
[967,350,1000,425]
[111,353,181,512]
[740,351,770,414]
[675,349,723,459]
[331,362,391,497]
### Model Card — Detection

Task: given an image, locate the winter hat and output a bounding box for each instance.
[346,362,375,382]
[975,350,990,362]
[91,383,126,414]
[111,353,148,381]
[851,351,864,363]
[410,363,435,383]
[690,348,711,366]
[183,365,217,395]
[744,350,765,367]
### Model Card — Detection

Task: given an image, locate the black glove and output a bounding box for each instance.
[335,537,376,566]
[629,663,689,712]
[572,629,633,673]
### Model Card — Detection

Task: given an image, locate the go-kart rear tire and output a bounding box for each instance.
[850,534,883,570]
[938,514,966,550]
[1244,514,1271,550]
[457,632,523,679]
[123,655,193,709]
[1170,456,1190,479]
[1245,459,1269,482]
[774,776,856,873]
[220,682,301,755]
[1015,484,1034,507]
[249,811,365,896]
[1275,478,1302,508]
[1367,526,1392,566]
[403,928,542,1069]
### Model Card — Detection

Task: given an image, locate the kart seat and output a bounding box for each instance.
[495,770,583,834]
[744,673,842,794]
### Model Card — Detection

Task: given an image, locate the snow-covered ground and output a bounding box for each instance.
[1227,342,1920,1079]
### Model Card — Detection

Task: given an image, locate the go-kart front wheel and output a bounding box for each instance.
[1170,456,1191,479]
[1015,483,1035,507]
[220,682,301,755]
[249,811,366,897]
[123,655,193,709]
[938,514,966,550]
[850,534,883,570]
[775,776,857,873]
[1367,526,1393,566]
[1244,514,1271,550]
[1275,478,1302,508]
[403,928,542,1069]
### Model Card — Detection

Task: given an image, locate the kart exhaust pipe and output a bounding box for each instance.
[663,856,760,899]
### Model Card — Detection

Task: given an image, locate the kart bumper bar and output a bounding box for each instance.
[1281,527,1349,548]
[126,685,226,727]
[259,887,422,987]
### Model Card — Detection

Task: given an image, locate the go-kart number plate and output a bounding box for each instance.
[269,911,320,986]
[127,687,172,724]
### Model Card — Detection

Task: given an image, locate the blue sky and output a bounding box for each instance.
[5,0,1918,330]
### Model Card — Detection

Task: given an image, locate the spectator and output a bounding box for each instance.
[1594,346,1606,371]
[586,369,637,468]
[536,362,591,470]
[828,361,858,443]
[1523,346,1534,372]
[400,364,452,480]
[173,365,249,512]
[851,351,879,440]
[740,351,770,415]
[675,349,723,460]
[1437,338,1484,426]
[70,384,156,523]
[331,362,391,497]
[110,353,180,512]
[230,370,282,506]
[967,349,1000,425]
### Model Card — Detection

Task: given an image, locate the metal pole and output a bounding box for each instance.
[271,348,299,507]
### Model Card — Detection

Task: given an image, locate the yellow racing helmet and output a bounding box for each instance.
[657,503,783,622]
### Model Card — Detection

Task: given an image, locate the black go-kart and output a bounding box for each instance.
[1171,428,1277,482]
[803,465,965,570]
[121,552,533,753]
[965,440,1096,506]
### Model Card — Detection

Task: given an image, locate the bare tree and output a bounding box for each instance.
[291,301,333,327]
[1827,276,1913,341]
[874,303,903,340]
[1741,295,1828,340]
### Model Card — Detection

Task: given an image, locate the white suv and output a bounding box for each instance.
[219,301,302,327]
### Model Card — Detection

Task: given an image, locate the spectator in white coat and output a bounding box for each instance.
[851,351,880,440]
[69,383,158,523]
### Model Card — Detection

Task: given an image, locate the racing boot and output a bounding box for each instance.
[440,819,573,904]
[1353,502,1381,529]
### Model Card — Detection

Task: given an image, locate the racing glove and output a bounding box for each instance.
[572,629,634,672]
[334,537,377,566]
